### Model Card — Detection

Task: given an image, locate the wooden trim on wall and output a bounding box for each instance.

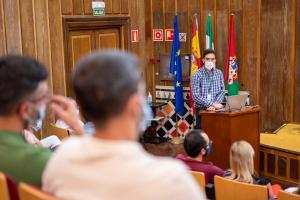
[3,0,22,54]
[294,0,300,122]
[257,0,261,108]
[290,0,296,122]
[0,0,7,54]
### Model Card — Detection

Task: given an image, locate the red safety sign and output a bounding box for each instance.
[153,29,163,41]
[131,30,139,42]
[165,29,174,41]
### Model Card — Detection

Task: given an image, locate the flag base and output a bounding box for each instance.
[169,136,184,144]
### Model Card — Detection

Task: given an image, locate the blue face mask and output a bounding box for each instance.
[84,122,95,136]
[138,98,153,133]
[31,104,46,131]
[204,142,212,157]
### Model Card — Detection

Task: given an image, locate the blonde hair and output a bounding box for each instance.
[227,140,255,184]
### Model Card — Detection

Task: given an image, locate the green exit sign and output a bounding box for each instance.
[92,2,105,16]
[93,8,105,16]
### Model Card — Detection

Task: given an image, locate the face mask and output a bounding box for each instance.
[84,122,95,136]
[204,142,212,157]
[138,98,153,134]
[204,61,215,71]
[30,104,46,131]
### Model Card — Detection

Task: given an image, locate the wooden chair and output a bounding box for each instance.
[0,172,9,200]
[214,176,268,200]
[18,183,57,200]
[190,171,206,191]
[49,123,69,140]
[278,190,300,200]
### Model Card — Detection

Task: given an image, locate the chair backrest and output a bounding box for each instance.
[191,171,206,191]
[5,175,19,200]
[278,190,300,200]
[214,176,268,200]
[49,123,69,140]
[18,183,57,200]
[0,172,9,200]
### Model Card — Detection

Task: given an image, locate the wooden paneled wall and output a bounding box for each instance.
[295,1,300,123]
[0,0,298,131]
[260,0,296,131]
[0,0,66,95]
[144,0,299,131]
[61,0,129,15]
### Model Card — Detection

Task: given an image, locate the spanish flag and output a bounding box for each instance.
[190,14,201,113]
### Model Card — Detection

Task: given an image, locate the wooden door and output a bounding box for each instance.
[63,16,130,96]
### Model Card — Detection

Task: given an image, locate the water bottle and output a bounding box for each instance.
[147,92,152,105]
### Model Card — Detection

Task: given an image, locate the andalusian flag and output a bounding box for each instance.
[225,14,239,96]
[205,14,214,49]
[190,14,201,113]
[169,15,184,116]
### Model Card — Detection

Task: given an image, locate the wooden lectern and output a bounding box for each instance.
[200,107,261,171]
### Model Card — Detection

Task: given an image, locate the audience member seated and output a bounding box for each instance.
[42,51,206,200]
[0,55,85,186]
[23,98,84,150]
[176,129,224,184]
[22,128,61,151]
[225,140,281,199]
[0,55,51,186]
[23,98,87,150]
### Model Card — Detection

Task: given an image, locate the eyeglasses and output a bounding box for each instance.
[204,57,216,62]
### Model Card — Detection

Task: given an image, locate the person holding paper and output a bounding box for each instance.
[191,49,225,128]
[22,129,62,151]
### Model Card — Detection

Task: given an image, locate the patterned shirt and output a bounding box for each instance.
[191,67,225,109]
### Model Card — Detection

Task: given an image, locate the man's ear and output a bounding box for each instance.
[125,94,141,119]
[200,148,206,155]
[17,101,31,120]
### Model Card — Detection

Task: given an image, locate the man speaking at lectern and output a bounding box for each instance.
[191,49,225,129]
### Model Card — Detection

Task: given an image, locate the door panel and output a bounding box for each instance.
[95,28,120,49]
[67,30,94,96]
[69,31,94,69]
